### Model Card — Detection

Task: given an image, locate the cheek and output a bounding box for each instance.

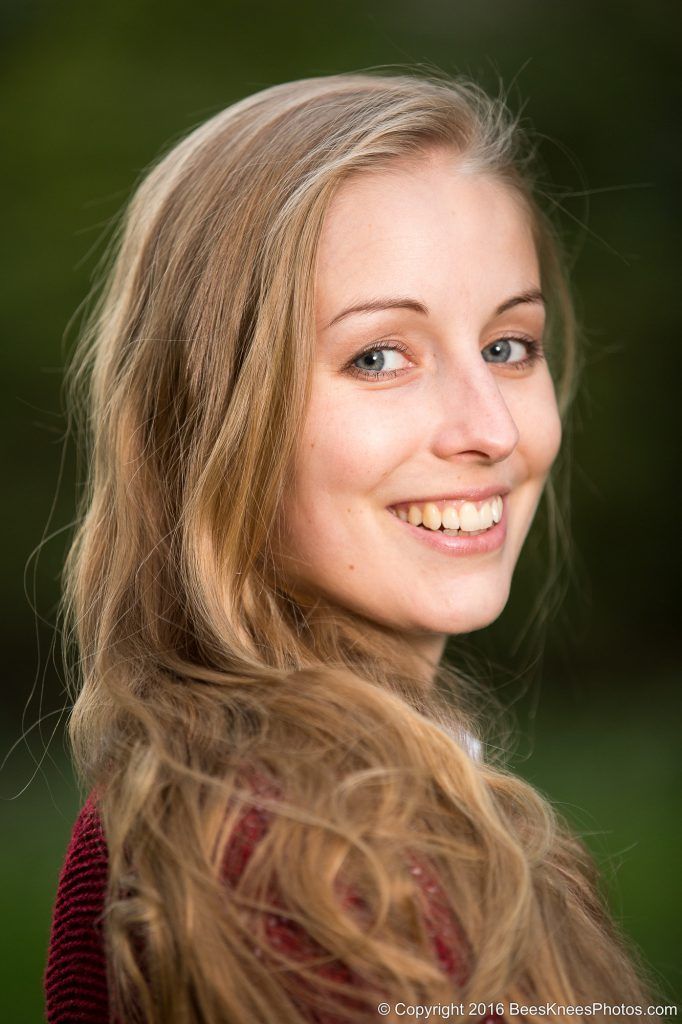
[513,375,563,476]
[294,384,418,506]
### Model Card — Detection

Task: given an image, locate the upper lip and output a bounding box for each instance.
[388,485,511,505]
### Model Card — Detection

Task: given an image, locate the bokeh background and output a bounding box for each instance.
[1,1,680,1018]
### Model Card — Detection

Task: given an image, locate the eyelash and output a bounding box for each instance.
[344,340,411,381]
[344,336,544,381]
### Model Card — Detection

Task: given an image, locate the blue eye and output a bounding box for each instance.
[482,336,540,368]
[356,350,386,371]
[347,342,411,380]
[345,336,542,381]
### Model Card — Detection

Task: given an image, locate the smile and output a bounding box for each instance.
[386,494,508,556]
[388,494,505,535]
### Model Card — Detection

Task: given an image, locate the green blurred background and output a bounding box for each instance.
[1,0,680,1018]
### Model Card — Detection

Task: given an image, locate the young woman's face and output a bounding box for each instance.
[277,150,562,660]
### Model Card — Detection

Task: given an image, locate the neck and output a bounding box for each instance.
[404,630,448,685]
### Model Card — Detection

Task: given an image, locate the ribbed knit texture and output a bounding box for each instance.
[44,795,111,1021]
[45,792,502,1022]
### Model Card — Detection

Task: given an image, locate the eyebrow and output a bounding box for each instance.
[324,287,546,329]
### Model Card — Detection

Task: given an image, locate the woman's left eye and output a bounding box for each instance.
[346,343,412,380]
[482,336,540,367]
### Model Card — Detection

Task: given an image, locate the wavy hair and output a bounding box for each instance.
[62,71,655,1022]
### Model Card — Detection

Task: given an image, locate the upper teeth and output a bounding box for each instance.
[390,495,504,533]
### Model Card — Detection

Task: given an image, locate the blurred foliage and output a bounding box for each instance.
[0,0,679,1017]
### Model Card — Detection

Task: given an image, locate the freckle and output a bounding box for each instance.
[346,508,351,514]
[348,564,355,571]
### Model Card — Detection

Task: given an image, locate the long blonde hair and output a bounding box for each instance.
[63,71,656,1022]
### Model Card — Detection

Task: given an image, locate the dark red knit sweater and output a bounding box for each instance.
[44,791,503,1023]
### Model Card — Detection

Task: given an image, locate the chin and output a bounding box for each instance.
[410,583,512,636]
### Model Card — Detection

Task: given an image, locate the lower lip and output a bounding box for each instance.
[387,500,507,556]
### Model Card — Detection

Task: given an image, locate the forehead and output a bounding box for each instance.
[315,154,539,323]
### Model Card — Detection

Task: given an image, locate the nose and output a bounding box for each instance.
[430,351,520,464]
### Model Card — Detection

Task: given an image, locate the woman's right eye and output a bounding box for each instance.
[346,342,412,380]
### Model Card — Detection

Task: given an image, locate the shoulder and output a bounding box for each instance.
[45,779,478,1020]
[43,776,282,1021]
[44,792,111,1022]
[43,784,269,1023]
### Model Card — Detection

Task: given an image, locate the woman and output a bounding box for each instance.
[45,71,656,1023]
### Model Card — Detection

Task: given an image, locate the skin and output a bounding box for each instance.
[277,149,562,669]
